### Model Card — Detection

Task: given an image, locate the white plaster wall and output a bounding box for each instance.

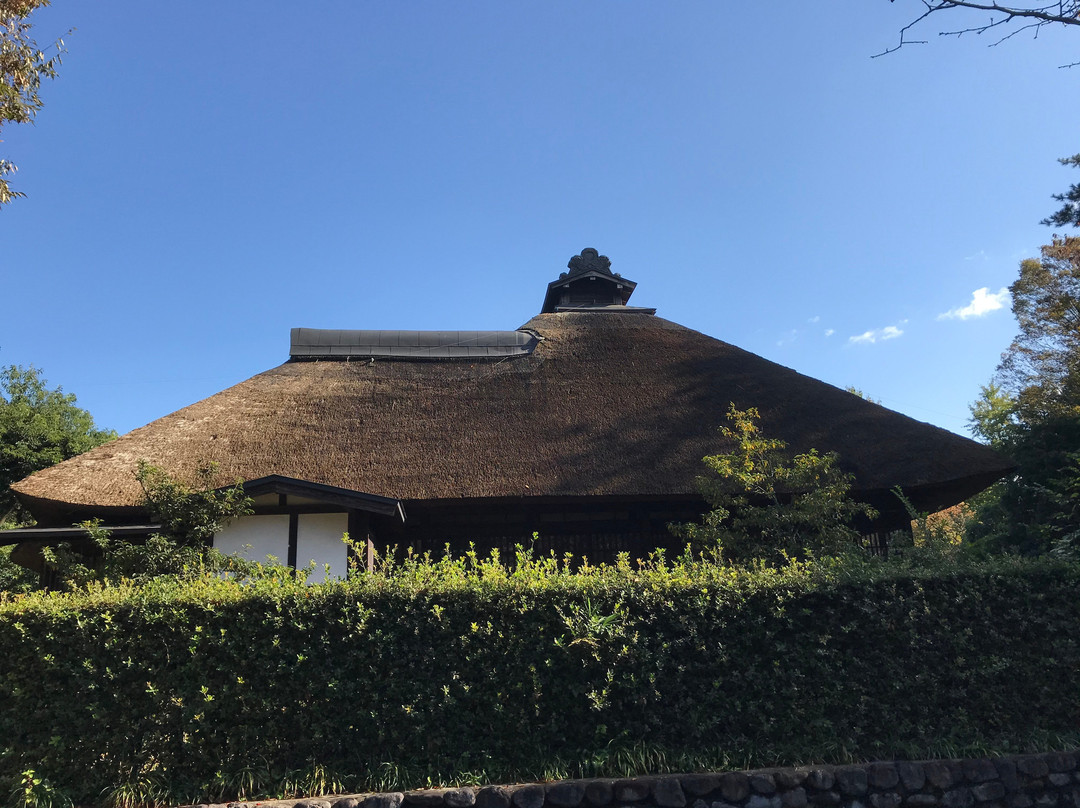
[297,512,349,583]
[213,515,290,566]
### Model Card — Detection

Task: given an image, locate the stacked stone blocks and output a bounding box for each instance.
[197,751,1080,808]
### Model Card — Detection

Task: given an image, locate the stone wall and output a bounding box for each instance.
[191,751,1080,808]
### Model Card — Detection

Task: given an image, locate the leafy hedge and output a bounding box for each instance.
[1,553,1079,805]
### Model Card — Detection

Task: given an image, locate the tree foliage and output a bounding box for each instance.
[0,365,115,522]
[135,460,253,548]
[845,386,882,404]
[0,0,64,206]
[1042,154,1080,231]
[35,462,256,590]
[675,404,876,565]
[0,545,34,593]
[967,238,1080,556]
[968,382,1016,450]
[999,237,1080,417]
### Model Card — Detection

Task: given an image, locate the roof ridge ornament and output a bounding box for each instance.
[561,247,619,280]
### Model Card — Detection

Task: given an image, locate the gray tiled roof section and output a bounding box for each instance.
[290,329,540,359]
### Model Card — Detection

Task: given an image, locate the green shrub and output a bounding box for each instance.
[675,405,876,565]
[1,551,1078,806]
[30,461,256,592]
[0,545,36,594]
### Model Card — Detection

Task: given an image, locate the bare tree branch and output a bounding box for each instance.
[877,1,1080,57]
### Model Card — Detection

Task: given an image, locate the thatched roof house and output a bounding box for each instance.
[7,249,1011,568]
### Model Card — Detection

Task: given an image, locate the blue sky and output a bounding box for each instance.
[2,1,1077,438]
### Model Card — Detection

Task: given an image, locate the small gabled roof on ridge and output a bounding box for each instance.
[542,247,641,313]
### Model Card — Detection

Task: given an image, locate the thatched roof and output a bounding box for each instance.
[12,310,1011,524]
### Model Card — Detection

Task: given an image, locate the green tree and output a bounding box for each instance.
[38,462,255,589]
[134,460,252,547]
[999,237,1080,411]
[0,365,116,522]
[1042,154,1080,230]
[845,386,882,404]
[675,404,876,566]
[0,545,35,593]
[1,0,65,206]
[968,381,1016,450]
[966,238,1080,555]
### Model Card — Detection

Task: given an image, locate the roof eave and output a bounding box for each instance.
[234,475,407,521]
[0,524,163,547]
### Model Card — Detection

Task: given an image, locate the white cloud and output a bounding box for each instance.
[776,329,798,347]
[824,328,835,337]
[849,324,905,344]
[881,325,903,340]
[937,287,1009,321]
[808,315,820,323]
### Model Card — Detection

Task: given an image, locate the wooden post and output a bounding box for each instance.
[347,511,376,574]
[287,513,299,570]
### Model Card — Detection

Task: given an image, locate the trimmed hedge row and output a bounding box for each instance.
[1,555,1079,804]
